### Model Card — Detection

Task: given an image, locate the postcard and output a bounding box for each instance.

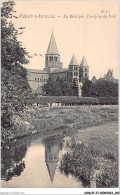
[1,1,119,194]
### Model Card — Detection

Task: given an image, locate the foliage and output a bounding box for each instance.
[60,141,98,187]
[1,1,31,139]
[82,79,118,97]
[98,97,118,105]
[60,137,118,188]
[31,95,99,105]
[43,78,118,98]
[1,1,29,70]
[42,78,78,96]
[96,162,118,188]
[29,95,118,105]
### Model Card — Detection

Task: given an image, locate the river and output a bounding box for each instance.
[1,122,118,188]
[1,130,82,188]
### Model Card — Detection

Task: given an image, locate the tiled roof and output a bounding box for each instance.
[50,68,68,74]
[28,69,49,74]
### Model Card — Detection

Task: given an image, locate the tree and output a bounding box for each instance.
[72,78,78,96]
[82,79,118,97]
[43,78,79,96]
[42,78,62,96]
[82,80,92,97]
[1,1,29,70]
[1,1,31,134]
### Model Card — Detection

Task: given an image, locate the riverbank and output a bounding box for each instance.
[60,122,118,188]
[2,105,118,146]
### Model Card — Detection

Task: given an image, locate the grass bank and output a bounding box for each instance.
[2,105,118,146]
[59,122,118,188]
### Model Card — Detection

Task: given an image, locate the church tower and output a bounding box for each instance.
[68,54,79,83]
[45,32,63,72]
[79,56,89,83]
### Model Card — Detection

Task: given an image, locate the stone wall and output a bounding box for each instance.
[27,69,49,93]
[50,71,68,81]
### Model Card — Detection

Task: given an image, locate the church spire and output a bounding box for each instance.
[45,32,62,72]
[80,56,89,67]
[69,54,79,65]
[46,32,59,55]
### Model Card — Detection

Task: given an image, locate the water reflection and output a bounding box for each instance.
[1,145,27,181]
[43,136,62,182]
[1,132,81,188]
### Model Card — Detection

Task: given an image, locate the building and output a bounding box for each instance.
[104,69,118,83]
[92,69,118,83]
[27,32,89,95]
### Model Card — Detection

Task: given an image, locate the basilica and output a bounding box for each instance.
[27,32,89,95]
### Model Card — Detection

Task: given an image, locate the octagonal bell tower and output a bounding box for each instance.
[45,32,63,72]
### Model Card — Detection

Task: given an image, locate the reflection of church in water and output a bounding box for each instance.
[43,138,60,182]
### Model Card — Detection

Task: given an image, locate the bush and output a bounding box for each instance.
[31,95,118,106]
[98,97,118,105]
[32,96,100,105]
[96,162,118,188]
[59,142,98,187]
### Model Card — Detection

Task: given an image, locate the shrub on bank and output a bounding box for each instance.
[59,141,98,187]
[96,161,118,188]
[60,139,118,188]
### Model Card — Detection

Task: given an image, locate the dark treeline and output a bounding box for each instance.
[42,78,78,96]
[82,79,118,97]
[43,78,118,97]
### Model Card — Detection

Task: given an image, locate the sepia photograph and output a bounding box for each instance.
[1,0,119,193]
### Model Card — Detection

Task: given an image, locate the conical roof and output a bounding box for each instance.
[106,69,113,79]
[80,56,89,67]
[69,54,79,65]
[107,69,112,76]
[46,160,58,182]
[46,32,59,55]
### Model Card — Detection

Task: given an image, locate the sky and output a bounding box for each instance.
[10,1,119,79]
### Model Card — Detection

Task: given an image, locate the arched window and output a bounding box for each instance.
[85,68,87,71]
[50,56,53,61]
[54,57,57,61]
[70,65,73,70]
[85,73,87,76]
[74,72,78,76]
[35,78,36,81]
[74,66,78,70]
[38,78,39,81]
